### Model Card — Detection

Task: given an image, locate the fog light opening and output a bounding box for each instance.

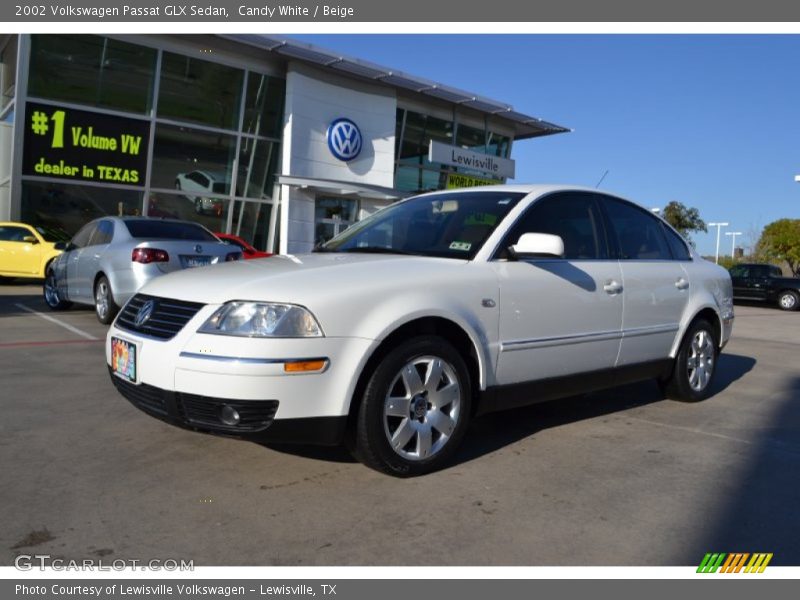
[219,404,240,426]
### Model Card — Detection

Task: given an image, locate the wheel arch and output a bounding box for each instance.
[345,315,488,432]
[671,305,723,357]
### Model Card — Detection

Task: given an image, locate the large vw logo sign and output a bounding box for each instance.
[134,300,155,327]
[327,118,362,162]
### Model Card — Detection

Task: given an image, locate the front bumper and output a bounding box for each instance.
[108,366,347,444]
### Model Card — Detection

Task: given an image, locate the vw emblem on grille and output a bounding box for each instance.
[327,118,362,161]
[194,244,203,254]
[134,300,155,327]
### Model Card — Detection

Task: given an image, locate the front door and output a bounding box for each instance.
[493,192,623,385]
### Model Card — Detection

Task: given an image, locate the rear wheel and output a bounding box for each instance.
[94,275,119,324]
[43,269,71,310]
[662,319,718,402]
[352,336,471,477]
[777,290,799,311]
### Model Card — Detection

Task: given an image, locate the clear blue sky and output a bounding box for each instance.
[295,34,800,257]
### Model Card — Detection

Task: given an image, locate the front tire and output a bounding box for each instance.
[662,319,718,402]
[777,290,799,311]
[43,269,71,310]
[352,336,472,477]
[94,275,119,324]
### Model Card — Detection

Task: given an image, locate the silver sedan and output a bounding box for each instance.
[44,217,241,323]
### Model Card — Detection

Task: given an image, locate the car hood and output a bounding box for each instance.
[139,252,470,306]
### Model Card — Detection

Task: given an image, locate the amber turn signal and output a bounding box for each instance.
[283,360,327,373]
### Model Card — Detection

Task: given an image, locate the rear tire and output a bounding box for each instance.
[777,290,799,311]
[94,275,119,324]
[43,268,71,310]
[352,335,472,477]
[662,319,718,402]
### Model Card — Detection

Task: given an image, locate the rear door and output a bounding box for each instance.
[493,192,623,384]
[76,219,115,299]
[600,196,691,365]
[65,223,97,301]
[747,265,772,301]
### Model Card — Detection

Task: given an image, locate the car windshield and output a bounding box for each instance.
[318,191,526,259]
[35,226,71,242]
[123,219,218,241]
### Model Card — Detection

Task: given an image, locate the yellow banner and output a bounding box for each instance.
[446,173,499,190]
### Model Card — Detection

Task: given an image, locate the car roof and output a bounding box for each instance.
[414,183,624,197]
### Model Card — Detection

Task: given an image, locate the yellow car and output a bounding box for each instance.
[0,222,69,281]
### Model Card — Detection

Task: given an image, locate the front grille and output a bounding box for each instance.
[115,294,205,340]
[177,394,279,433]
[109,373,168,416]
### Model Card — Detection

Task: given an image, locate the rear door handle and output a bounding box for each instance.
[675,278,689,290]
[603,281,623,295]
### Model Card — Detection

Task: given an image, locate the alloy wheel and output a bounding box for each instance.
[382,355,462,461]
[687,329,715,392]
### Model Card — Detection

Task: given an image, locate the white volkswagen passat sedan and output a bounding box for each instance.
[106,185,734,476]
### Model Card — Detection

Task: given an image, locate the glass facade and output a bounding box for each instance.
[21,35,285,251]
[394,107,511,194]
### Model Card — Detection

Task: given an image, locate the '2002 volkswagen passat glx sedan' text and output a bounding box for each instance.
[107,185,734,476]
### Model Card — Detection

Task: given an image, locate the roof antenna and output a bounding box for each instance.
[595,170,609,189]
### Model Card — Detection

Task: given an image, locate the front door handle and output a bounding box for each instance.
[603,280,623,295]
[675,278,689,290]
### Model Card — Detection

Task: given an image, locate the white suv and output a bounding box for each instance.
[106,185,734,476]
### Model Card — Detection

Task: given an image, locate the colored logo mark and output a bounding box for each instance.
[327,118,362,161]
[697,552,773,573]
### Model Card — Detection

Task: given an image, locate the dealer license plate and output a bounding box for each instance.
[111,336,138,383]
[180,255,212,269]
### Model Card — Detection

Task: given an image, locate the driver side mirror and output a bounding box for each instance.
[23,236,39,244]
[509,233,564,260]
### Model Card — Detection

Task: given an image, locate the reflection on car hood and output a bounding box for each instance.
[139,253,469,306]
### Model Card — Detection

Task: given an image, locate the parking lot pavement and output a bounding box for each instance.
[1,285,798,566]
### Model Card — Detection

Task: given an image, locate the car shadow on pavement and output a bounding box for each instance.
[453,352,756,468]
[263,353,756,468]
[0,294,46,317]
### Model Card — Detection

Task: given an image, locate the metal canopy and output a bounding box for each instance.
[277,175,410,201]
[223,34,570,140]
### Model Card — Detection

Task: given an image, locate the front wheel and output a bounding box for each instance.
[662,319,718,402]
[94,275,119,324]
[43,269,71,310]
[777,290,799,311]
[352,336,472,477]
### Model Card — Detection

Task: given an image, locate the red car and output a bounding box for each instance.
[215,233,272,259]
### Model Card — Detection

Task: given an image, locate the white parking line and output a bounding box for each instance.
[14,304,99,341]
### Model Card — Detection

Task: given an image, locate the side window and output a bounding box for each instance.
[71,224,96,249]
[0,226,30,242]
[770,266,783,278]
[661,223,692,260]
[89,220,114,246]
[752,265,770,278]
[602,197,672,260]
[498,192,607,259]
[729,265,748,278]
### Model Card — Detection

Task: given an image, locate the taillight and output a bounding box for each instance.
[132,248,170,264]
[225,252,242,262]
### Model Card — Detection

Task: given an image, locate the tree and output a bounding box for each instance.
[661,201,707,241]
[756,219,800,276]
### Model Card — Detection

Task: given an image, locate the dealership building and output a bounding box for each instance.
[0,34,568,253]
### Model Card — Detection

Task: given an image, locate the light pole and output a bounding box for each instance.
[708,222,729,264]
[726,231,743,258]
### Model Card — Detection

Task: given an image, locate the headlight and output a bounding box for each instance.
[198,302,323,338]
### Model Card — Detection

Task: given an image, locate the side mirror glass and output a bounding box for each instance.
[509,233,565,259]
